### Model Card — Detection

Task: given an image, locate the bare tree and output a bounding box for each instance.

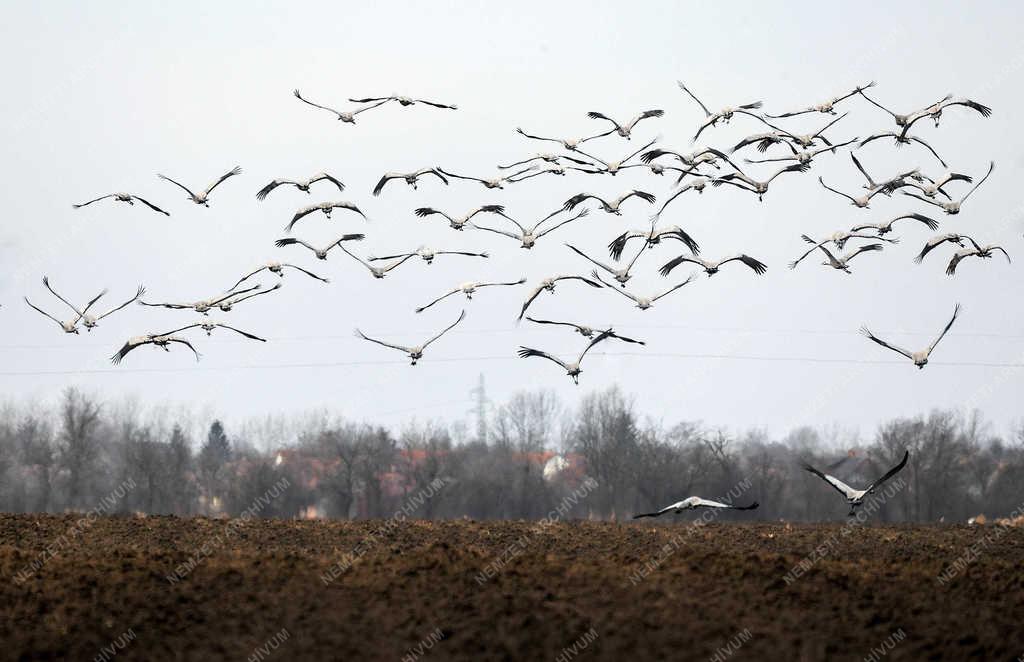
[58,388,102,509]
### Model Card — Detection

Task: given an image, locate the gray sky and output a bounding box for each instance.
[1,1,1022,443]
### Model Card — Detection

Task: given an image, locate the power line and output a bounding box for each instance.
[1,351,1022,378]
[1,324,1023,352]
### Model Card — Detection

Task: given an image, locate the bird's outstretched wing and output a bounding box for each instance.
[803,463,859,499]
[157,173,197,198]
[692,498,759,510]
[24,297,66,329]
[864,451,909,493]
[860,326,914,360]
[203,166,242,196]
[517,346,569,370]
[651,274,697,302]
[677,81,711,116]
[566,243,614,274]
[959,161,994,205]
[718,254,768,275]
[130,195,170,215]
[658,254,702,277]
[286,204,321,232]
[211,323,267,342]
[310,172,345,192]
[95,286,146,321]
[284,264,329,283]
[927,304,961,353]
[415,289,459,313]
[632,504,678,519]
[422,310,467,348]
[355,330,411,354]
[293,89,342,117]
[256,179,289,200]
[72,194,115,208]
[232,266,268,290]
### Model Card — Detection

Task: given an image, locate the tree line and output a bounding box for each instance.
[1,386,1021,522]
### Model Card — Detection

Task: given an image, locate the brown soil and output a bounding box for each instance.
[2,515,1023,661]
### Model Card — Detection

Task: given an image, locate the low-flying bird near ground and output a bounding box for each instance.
[913,233,979,263]
[215,283,282,312]
[861,304,960,368]
[857,132,948,167]
[518,328,642,384]
[900,161,994,215]
[139,285,260,315]
[273,235,365,260]
[110,333,200,365]
[517,275,604,321]
[369,247,489,265]
[414,205,507,231]
[765,81,876,118]
[944,243,1011,276]
[566,242,648,287]
[293,89,389,124]
[562,190,656,215]
[43,278,145,332]
[372,168,449,196]
[608,226,701,260]
[231,262,329,289]
[795,242,884,273]
[256,172,345,200]
[677,81,763,142]
[72,192,169,216]
[659,252,767,277]
[356,310,466,365]
[818,176,889,208]
[804,451,909,517]
[590,270,698,310]
[713,163,810,201]
[633,496,760,518]
[850,213,939,237]
[471,208,589,249]
[347,94,457,110]
[586,109,664,138]
[336,244,414,279]
[415,278,526,312]
[514,127,614,151]
[285,201,368,232]
[157,166,241,207]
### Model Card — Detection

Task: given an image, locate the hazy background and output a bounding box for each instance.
[1,0,1022,441]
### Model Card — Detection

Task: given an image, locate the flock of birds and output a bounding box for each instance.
[32,80,1002,384]
[21,80,1007,521]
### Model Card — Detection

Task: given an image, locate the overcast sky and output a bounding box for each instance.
[1,1,1022,445]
